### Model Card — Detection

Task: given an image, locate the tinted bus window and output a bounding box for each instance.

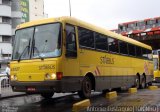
[108,37,119,53]
[142,48,148,59]
[95,33,108,51]
[119,41,128,55]
[78,27,94,48]
[128,44,136,56]
[136,46,142,57]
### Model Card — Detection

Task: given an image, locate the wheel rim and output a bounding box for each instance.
[84,81,91,93]
[83,78,92,97]
[141,77,146,88]
[135,78,139,88]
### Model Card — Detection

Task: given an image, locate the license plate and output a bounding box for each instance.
[27,87,36,92]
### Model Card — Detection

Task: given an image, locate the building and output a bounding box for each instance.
[112,17,160,50]
[0,0,46,72]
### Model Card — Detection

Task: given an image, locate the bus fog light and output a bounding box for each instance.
[11,75,17,80]
[51,73,56,79]
[45,73,51,79]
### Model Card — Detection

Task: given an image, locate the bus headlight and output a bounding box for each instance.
[45,73,51,79]
[45,73,57,80]
[51,73,56,79]
[11,75,17,80]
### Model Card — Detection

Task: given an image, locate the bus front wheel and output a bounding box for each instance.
[41,92,54,99]
[78,76,92,99]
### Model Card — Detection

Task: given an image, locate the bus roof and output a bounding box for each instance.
[17,16,152,50]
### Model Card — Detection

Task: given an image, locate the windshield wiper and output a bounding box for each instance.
[18,39,31,62]
[18,46,29,62]
[32,38,44,60]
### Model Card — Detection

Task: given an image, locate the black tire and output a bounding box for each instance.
[41,92,54,99]
[140,75,146,89]
[148,82,152,86]
[78,76,92,99]
[102,89,110,95]
[134,75,140,89]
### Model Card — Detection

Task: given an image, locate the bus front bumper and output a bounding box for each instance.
[11,80,63,93]
[10,78,82,93]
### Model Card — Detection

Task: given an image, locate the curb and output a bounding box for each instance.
[0,94,27,100]
[106,91,117,99]
[128,88,137,93]
[72,99,91,112]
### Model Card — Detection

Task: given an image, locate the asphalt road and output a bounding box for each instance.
[0,84,160,112]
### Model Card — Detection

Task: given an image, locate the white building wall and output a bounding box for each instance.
[0,43,12,54]
[0,24,12,36]
[0,43,12,60]
[29,0,44,21]
[0,5,11,17]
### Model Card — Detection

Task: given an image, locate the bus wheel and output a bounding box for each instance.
[78,76,92,99]
[140,75,146,89]
[41,92,54,99]
[134,75,140,89]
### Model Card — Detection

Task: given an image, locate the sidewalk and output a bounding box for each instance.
[0,87,26,100]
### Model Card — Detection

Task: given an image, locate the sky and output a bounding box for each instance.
[44,0,160,30]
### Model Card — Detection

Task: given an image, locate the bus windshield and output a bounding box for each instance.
[12,23,61,60]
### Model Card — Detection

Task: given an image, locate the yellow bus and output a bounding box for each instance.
[153,54,160,82]
[10,17,153,98]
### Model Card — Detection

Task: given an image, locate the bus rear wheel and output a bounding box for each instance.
[134,75,140,89]
[41,92,54,99]
[78,76,92,99]
[140,75,146,89]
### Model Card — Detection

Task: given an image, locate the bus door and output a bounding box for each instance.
[64,24,79,76]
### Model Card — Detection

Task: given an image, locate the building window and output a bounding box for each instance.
[2,54,11,57]
[2,36,11,43]
[2,0,11,5]
[2,17,11,24]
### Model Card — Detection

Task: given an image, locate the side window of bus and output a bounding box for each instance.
[119,41,128,55]
[136,46,142,57]
[142,48,148,59]
[128,44,136,56]
[65,24,77,57]
[78,27,94,48]
[108,37,119,53]
[147,50,152,60]
[95,33,108,51]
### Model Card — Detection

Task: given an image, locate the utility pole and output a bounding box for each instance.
[69,0,71,17]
